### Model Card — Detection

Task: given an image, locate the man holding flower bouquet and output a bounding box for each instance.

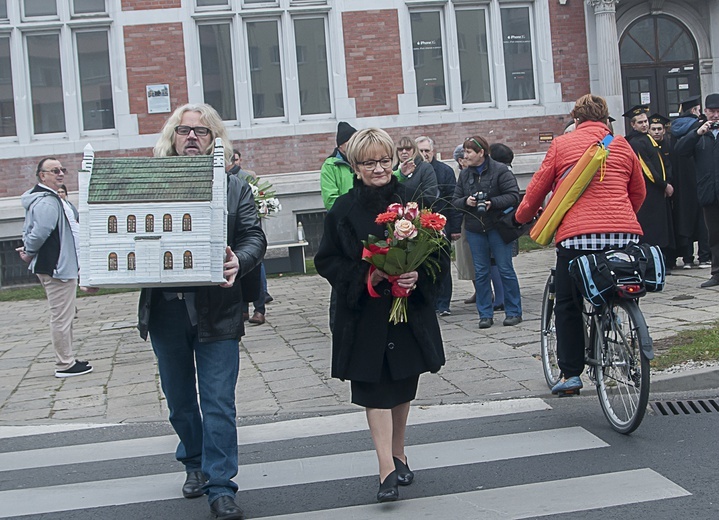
[315,128,448,504]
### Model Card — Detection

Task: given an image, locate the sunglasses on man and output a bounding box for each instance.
[40,167,68,175]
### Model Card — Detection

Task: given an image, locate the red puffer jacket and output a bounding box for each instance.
[516,121,645,243]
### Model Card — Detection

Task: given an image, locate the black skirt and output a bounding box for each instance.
[351,356,419,409]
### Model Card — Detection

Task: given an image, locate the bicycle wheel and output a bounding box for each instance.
[595,299,650,434]
[540,273,561,389]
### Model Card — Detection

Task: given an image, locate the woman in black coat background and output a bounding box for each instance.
[314,128,447,503]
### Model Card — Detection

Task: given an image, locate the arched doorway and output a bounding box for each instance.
[620,15,699,117]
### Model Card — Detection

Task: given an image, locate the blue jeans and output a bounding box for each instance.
[149,297,240,503]
[466,228,522,319]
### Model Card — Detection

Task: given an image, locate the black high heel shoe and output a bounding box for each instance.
[377,470,399,502]
[393,456,414,486]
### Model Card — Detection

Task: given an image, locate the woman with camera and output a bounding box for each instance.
[452,135,523,329]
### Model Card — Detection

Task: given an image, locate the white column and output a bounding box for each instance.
[586,0,622,97]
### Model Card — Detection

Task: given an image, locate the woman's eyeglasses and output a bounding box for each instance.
[175,125,211,137]
[40,167,68,175]
[357,158,393,171]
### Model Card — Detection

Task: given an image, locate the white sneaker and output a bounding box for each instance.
[698,261,711,268]
[682,264,693,270]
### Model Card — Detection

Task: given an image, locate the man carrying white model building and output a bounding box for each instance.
[18,158,93,378]
[138,103,266,520]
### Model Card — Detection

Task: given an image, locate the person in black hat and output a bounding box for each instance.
[648,113,670,143]
[320,121,358,330]
[676,93,719,287]
[670,95,712,271]
[624,105,675,263]
[321,121,357,210]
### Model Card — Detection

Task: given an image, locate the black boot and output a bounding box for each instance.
[393,457,414,486]
[377,470,399,502]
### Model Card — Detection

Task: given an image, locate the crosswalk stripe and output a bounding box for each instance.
[0,423,121,440]
[0,426,602,518]
[253,468,691,519]
[0,398,550,472]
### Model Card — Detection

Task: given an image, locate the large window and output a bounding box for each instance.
[501,6,535,101]
[1,2,114,139]
[195,2,332,123]
[409,2,537,108]
[0,37,15,137]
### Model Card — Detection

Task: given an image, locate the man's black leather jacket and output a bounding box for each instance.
[138,174,267,342]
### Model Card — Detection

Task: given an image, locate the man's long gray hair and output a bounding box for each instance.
[153,103,233,163]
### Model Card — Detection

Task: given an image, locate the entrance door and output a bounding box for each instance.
[620,15,699,117]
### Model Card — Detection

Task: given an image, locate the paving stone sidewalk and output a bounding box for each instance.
[1,248,717,425]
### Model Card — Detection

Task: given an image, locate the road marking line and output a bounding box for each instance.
[254,468,691,519]
[0,398,550,471]
[0,426,600,518]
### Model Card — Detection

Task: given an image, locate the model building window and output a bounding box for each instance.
[108,215,117,233]
[163,214,172,232]
[127,252,136,271]
[164,251,173,270]
[127,215,136,233]
[146,214,154,232]
[108,252,118,271]
[183,213,192,231]
[183,251,193,269]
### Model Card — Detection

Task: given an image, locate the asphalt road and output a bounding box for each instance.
[1,389,718,519]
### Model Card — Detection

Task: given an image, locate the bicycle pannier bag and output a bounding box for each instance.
[568,254,616,307]
[624,242,665,292]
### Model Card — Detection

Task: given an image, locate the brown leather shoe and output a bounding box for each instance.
[248,311,265,324]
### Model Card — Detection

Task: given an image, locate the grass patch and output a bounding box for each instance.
[518,235,550,252]
[651,323,719,370]
[0,285,138,302]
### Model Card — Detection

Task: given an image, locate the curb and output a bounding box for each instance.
[650,366,719,393]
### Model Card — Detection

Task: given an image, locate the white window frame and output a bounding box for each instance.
[496,2,539,106]
[1,0,116,143]
[191,1,334,127]
[405,0,541,112]
[408,7,450,112]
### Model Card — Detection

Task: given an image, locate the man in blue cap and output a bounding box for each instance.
[676,93,719,287]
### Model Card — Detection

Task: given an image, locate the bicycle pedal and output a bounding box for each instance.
[556,388,581,397]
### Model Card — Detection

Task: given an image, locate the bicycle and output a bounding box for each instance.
[540,267,653,434]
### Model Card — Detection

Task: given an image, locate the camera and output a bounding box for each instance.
[472,191,487,214]
[710,121,719,130]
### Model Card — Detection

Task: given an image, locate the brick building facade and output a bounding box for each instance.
[0,0,717,284]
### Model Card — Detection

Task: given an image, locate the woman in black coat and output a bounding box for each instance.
[315,128,446,504]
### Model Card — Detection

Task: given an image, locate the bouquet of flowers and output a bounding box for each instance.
[247,176,282,219]
[362,202,447,324]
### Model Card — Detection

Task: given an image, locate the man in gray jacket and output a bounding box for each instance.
[19,158,93,377]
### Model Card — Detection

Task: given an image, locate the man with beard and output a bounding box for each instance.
[140,103,266,519]
[624,105,675,267]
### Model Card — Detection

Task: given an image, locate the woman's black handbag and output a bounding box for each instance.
[495,207,534,244]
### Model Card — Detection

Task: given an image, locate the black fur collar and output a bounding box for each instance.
[353,175,403,215]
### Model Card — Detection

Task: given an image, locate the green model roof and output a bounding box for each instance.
[87,156,215,203]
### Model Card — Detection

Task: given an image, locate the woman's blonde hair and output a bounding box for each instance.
[345,128,395,168]
[153,103,233,164]
[570,94,609,124]
[395,136,418,162]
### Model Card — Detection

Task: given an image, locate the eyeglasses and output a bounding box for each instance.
[175,125,211,137]
[357,158,393,171]
[397,147,413,152]
[40,167,68,175]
